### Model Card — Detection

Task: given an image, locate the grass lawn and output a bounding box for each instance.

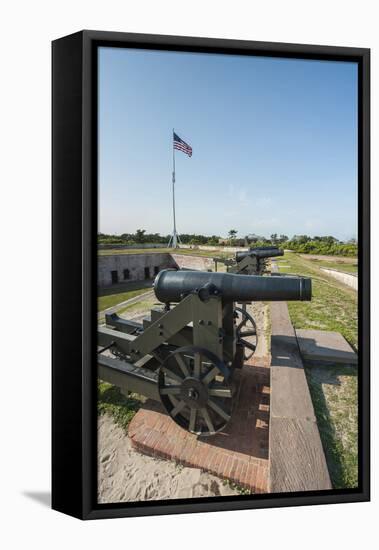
[98,285,152,312]
[98,247,233,259]
[277,253,357,348]
[276,252,358,488]
[304,363,358,489]
[117,299,156,317]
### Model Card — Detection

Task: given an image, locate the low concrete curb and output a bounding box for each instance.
[320,267,358,290]
[296,328,357,365]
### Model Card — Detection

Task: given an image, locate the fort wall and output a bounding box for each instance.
[98,253,215,287]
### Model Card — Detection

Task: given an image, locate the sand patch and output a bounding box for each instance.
[98,414,238,503]
[246,301,270,358]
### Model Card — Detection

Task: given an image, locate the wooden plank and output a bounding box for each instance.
[270,302,316,420]
[270,417,332,492]
[269,300,332,492]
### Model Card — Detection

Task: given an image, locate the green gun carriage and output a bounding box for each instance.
[98,269,311,437]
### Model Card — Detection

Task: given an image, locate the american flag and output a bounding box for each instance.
[173,132,192,157]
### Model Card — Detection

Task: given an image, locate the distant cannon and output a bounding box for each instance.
[250,246,284,254]
[214,247,284,275]
[98,269,311,436]
[235,248,284,264]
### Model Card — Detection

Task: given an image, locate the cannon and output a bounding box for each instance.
[214,247,284,276]
[250,246,278,250]
[233,247,284,274]
[235,248,284,263]
[98,269,311,436]
[212,248,286,360]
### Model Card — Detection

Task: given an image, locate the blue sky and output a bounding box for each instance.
[98,47,358,240]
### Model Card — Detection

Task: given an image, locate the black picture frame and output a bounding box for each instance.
[52,30,370,520]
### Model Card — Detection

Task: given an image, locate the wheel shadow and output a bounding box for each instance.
[201,365,270,460]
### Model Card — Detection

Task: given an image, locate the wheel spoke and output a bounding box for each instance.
[162,367,183,383]
[168,395,180,406]
[240,329,257,337]
[202,366,219,386]
[242,341,256,351]
[208,387,232,398]
[237,317,246,331]
[171,400,186,417]
[189,408,197,432]
[193,352,202,379]
[208,399,231,422]
[160,386,182,396]
[201,408,215,434]
[235,307,257,360]
[175,353,190,378]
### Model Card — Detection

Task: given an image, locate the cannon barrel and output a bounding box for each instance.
[250,246,278,251]
[154,269,311,303]
[236,248,284,262]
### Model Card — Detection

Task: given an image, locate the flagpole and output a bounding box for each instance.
[170,128,178,248]
[173,132,177,247]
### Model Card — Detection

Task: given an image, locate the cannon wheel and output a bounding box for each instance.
[234,306,258,361]
[158,346,233,436]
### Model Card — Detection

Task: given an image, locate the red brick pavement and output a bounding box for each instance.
[128,355,270,493]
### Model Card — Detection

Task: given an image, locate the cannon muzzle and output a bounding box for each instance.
[154,269,311,303]
[236,248,284,262]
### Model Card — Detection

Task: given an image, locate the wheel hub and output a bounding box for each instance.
[180,377,208,409]
[187,388,198,400]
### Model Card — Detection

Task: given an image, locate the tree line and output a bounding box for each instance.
[98,230,357,257]
[98,229,220,246]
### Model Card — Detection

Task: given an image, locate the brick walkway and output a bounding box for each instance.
[128,356,270,493]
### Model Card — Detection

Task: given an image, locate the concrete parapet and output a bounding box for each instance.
[320,267,358,290]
